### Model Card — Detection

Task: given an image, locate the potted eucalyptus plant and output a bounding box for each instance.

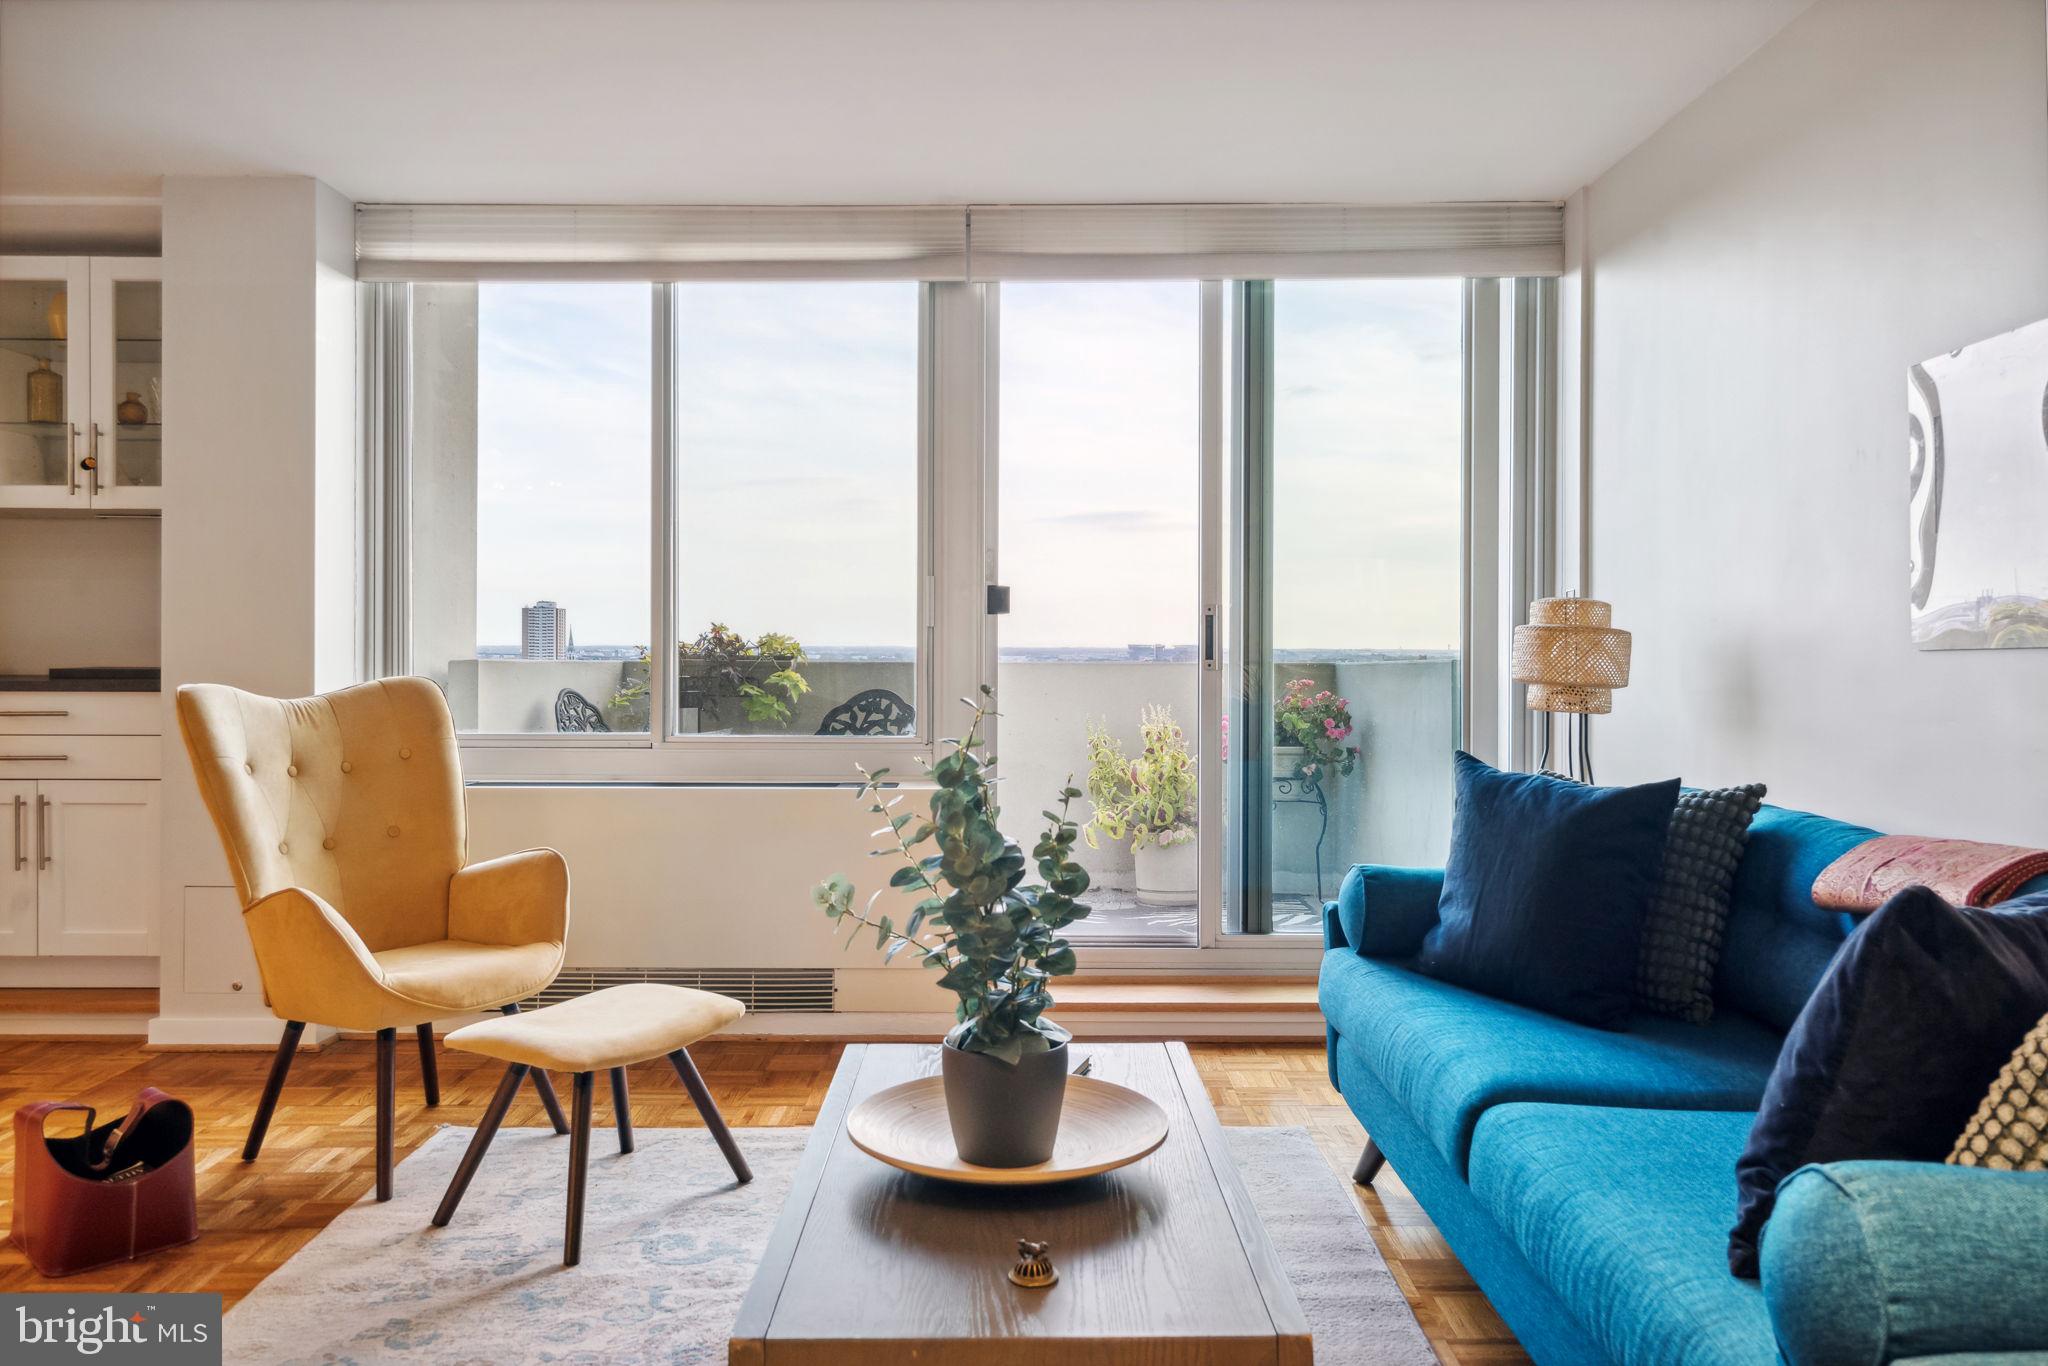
[815,687,1091,1167]
[1082,705,1197,905]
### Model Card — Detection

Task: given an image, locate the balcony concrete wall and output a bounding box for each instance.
[439,653,1455,896]
[441,656,917,735]
[444,658,633,733]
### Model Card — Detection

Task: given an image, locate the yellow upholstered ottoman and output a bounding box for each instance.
[432,982,750,1265]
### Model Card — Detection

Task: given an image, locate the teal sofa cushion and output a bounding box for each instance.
[1319,949,1783,1175]
[1764,1162,2048,1365]
[1468,1102,1773,1366]
[1334,863,1444,957]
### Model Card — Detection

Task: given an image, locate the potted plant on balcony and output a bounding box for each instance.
[609,623,811,732]
[814,687,1091,1167]
[1272,678,1360,792]
[1082,705,1198,907]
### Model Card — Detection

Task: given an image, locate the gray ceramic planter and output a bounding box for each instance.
[940,1038,1069,1167]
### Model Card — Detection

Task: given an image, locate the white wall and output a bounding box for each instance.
[1580,0,2048,841]
[0,517,159,673]
[155,175,356,1045]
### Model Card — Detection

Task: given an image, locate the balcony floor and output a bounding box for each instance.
[1067,890,1324,943]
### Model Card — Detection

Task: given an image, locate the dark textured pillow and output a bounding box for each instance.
[1416,752,1680,1029]
[1635,784,1767,1023]
[1728,886,2048,1278]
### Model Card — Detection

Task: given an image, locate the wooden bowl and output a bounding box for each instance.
[846,1075,1169,1186]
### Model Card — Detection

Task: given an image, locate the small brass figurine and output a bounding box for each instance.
[1008,1238,1057,1289]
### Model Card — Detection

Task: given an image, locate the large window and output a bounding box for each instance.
[372,263,1551,943]
[396,281,927,757]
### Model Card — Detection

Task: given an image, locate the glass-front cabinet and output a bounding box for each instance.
[0,256,162,512]
[0,256,89,507]
[91,258,162,510]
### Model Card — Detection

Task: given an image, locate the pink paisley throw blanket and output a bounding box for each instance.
[1813,835,2048,911]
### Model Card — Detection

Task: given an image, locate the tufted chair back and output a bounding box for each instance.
[176,677,467,953]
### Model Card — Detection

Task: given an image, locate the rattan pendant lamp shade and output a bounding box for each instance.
[1512,596,1632,714]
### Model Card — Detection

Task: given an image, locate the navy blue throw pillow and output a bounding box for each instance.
[1728,886,2048,1278]
[1415,752,1680,1030]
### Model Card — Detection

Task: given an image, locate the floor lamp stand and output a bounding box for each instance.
[1535,711,1595,785]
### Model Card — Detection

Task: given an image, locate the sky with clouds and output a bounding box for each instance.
[467,278,1462,653]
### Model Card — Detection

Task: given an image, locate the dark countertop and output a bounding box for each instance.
[0,671,161,693]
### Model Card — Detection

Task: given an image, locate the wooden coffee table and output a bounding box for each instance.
[731,1041,1311,1365]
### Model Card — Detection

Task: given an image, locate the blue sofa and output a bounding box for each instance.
[1320,803,2048,1366]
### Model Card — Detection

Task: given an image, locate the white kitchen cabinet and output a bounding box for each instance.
[37,781,159,955]
[0,255,163,512]
[0,779,157,957]
[0,695,161,958]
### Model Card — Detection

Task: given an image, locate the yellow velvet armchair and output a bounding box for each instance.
[176,677,572,1201]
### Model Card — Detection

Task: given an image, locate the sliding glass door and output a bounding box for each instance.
[990,275,1532,946]
[1224,280,1467,936]
[995,282,1204,945]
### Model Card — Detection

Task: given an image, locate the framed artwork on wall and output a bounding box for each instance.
[1909,315,2048,649]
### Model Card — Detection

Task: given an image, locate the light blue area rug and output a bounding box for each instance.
[224,1125,1433,1364]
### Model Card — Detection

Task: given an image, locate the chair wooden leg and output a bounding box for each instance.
[668,1047,750,1184]
[501,1003,570,1134]
[375,1027,397,1202]
[610,1066,634,1154]
[1353,1139,1387,1187]
[432,1063,527,1227]
[243,1020,304,1162]
[416,1022,440,1107]
[565,1071,594,1267]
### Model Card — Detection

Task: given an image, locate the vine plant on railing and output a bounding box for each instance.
[814,687,1092,1064]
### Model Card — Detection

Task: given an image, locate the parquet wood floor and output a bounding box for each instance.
[0,1038,1528,1364]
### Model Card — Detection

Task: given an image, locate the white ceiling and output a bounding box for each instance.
[0,0,1813,209]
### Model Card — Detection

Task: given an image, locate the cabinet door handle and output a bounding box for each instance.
[68,423,80,496]
[0,710,70,718]
[0,755,68,762]
[10,796,22,873]
[37,795,50,871]
[89,424,102,497]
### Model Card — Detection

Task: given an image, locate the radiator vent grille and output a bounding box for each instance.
[524,967,835,1014]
